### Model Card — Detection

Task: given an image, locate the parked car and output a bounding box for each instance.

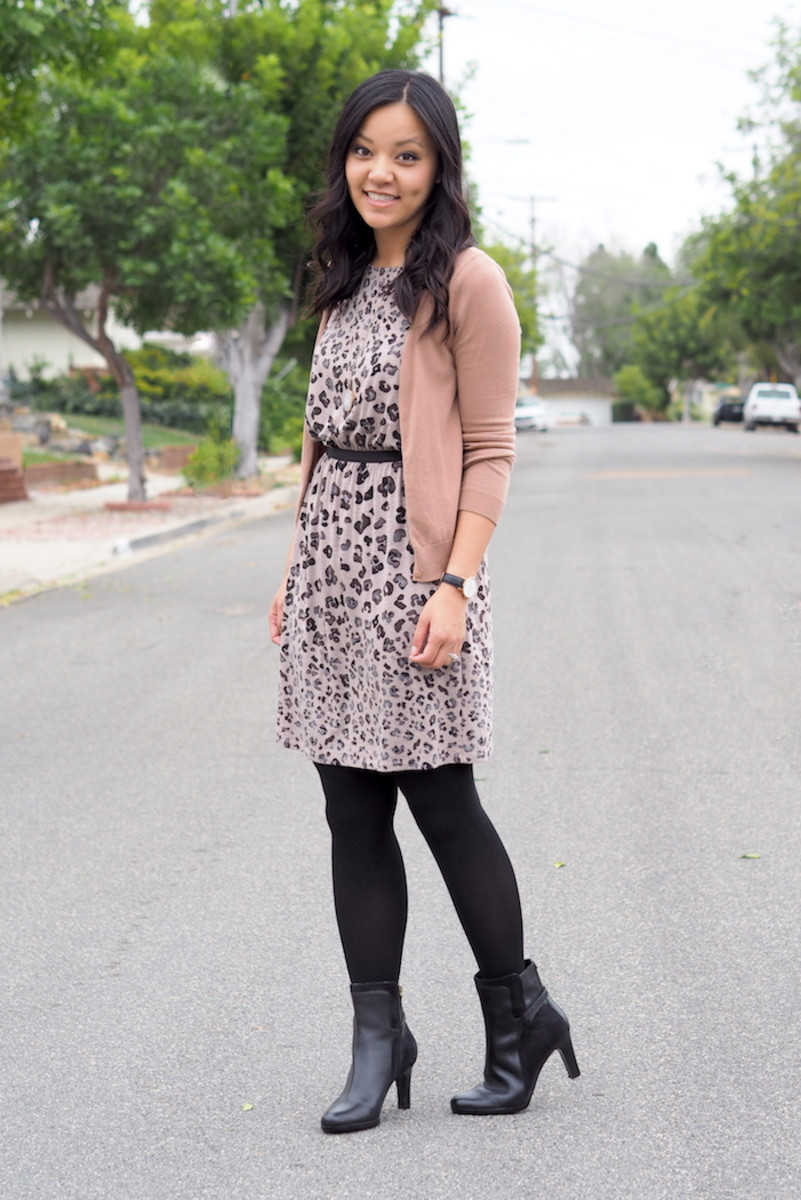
[514,397,550,432]
[743,382,801,432]
[712,395,744,425]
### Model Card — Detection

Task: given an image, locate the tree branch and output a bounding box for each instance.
[40,259,103,355]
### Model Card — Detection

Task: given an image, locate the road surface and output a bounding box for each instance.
[2,423,799,1199]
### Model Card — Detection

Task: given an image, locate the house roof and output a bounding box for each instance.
[1,283,101,312]
[537,377,615,398]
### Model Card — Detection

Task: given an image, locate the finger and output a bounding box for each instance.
[269,601,283,645]
[412,631,447,666]
[409,611,431,659]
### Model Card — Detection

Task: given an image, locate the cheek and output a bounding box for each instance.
[345,160,361,198]
[418,169,437,201]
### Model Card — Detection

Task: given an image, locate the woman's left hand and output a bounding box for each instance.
[409,584,468,669]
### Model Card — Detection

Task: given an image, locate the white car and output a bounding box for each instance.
[514,397,550,432]
[743,382,801,432]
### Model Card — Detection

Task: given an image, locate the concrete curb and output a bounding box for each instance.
[113,507,252,556]
[0,484,300,606]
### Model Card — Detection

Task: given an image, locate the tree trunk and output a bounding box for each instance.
[39,270,148,501]
[774,341,801,390]
[222,301,291,479]
[101,346,146,501]
[119,380,147,502]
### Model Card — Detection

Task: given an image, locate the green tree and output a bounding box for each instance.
[570,242,673,378]
[481,239,541,357]
[687,22,801,387]
[691,156,801,386]
[0,20,289,499]
[0,0,112,120]
[148,0,437,477]
[629,288,730,416]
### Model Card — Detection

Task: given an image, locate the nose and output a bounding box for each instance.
[367,155,394,184]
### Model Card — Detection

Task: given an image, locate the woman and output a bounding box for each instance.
[269,69,579,1134]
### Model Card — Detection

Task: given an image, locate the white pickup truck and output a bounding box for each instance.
[743,382,801,432]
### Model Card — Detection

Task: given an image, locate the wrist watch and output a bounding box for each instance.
[440,572,478,599]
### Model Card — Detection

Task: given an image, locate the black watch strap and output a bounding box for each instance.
[441,572,477,598]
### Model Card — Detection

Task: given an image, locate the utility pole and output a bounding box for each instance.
[510,194,556,394]
[527,194,556,266]
[511,193,556,268]
[437,6,456,85]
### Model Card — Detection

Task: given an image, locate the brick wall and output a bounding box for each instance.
[23,460,98,488]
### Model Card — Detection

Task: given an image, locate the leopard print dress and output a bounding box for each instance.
[277,266,493,772]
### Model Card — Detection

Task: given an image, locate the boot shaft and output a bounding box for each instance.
[322,982,417,1134]
[451,959,579,1115]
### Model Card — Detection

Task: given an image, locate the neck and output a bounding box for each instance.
[372,231,409,269]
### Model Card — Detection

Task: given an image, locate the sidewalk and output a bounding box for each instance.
[0,460,300,602]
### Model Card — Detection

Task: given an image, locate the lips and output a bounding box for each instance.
[365,191,398,204]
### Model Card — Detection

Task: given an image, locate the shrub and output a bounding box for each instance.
[15,344,233,433]
[183,418,239,488]
[613,364,665,415]
[259,356,308,458]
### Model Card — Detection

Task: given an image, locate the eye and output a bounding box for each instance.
[398,152,420,163]
[350,143,371,157]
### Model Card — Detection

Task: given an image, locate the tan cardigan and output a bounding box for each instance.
[296,247,521,581]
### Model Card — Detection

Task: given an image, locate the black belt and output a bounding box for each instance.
[325,445,402,463]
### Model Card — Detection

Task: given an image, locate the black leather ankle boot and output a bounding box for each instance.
[451,960,580,1115]
[321,981,417,1134]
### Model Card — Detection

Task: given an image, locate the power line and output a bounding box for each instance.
[538,247,695,288]
[543,291,698,331]
[487,0,771,69]
[482,215,696,288]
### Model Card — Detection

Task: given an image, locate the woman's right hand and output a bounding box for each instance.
[269,578,288,646]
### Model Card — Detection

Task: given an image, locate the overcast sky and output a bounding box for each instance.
[421,0,800,268]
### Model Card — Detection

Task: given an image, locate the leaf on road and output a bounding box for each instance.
[740,852,761,859]
[241,1102,254,1111]
[554,861,566,869]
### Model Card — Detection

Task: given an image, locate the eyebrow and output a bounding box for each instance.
[355,132,426,148]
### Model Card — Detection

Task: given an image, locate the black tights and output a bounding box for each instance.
[315,761,525,984]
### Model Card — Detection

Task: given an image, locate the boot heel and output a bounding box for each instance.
[396,1065,412,1110]
[558,1036,581,1079]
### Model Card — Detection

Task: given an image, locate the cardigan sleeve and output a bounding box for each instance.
[449,251,520,524]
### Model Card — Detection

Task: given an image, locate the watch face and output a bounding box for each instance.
[463,576,478,599]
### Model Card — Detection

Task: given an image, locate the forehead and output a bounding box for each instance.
[357,102,433,146]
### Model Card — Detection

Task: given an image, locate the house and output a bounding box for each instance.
[0,283,211,390]
[521,375,615,427]
[0,284,142,385]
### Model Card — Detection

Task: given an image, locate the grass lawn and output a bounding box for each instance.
[22,448,67,467]
[66,415,199,448]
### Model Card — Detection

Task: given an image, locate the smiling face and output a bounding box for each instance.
[345,102,439,266]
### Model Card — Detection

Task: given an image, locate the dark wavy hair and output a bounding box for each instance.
[309,70,475,335]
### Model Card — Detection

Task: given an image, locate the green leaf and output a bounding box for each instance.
[740,853,761,860]
[553,861,566,869]
[241,1102,254,1112]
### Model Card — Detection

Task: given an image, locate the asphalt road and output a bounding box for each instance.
[2,423,800,1200]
